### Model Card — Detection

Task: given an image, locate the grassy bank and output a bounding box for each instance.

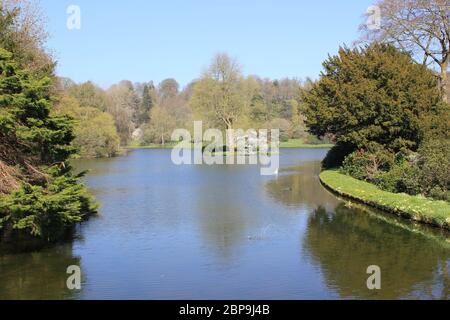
[279,139,334,148]
[128,139,333,150]
[127,141,180,149]
[319,170,450,230]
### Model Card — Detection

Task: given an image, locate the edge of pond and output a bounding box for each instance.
[319,170,450,231]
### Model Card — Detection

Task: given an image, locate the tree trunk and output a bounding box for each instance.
[226,123,234,153]
[441,59,448,103]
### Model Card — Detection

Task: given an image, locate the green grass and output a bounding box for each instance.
[126,141,183,149]
[128,138,333,150]
[279,139,334,148]
[319,170,450,230]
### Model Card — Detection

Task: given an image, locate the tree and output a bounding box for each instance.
[190,53,247,131]
[360,0,450,102]
[0,48,95,243]
[67,81,109,111]
[106,81,139,145]
[54,95,120,158]
[158,78,179,105]
[303,44,443,161]
[136,84,153,125]
[0,0,53,75]
[143,106,176,145]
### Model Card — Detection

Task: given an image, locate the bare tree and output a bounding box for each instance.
[106,81,139,145]
[360,0,450,101]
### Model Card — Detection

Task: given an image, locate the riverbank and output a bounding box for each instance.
[279,139,334,148]
[127,139,334,150]
[319,170,450,230]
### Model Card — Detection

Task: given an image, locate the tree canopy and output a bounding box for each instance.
[303,43,444,154]
[359,0,450,102]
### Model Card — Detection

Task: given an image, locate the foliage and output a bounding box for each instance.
[135,84,153,125]
[54,95,120,158]
[340,138,450,202]
[304,43,443,156]
[267,118,291,142]
[359,0,449,102]
[190,53,247,130]
[0,1,53,76]
[105,81,139,145]
[141,106,176,145]
[340,146,394,181]
[412,139,450,198]
[373,159,413,193]
[320,170,450,230]
[0,165,96,241]
[0,46,96,243]
[66,81,109,111]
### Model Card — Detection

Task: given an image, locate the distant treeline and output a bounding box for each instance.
[56,64,332,158]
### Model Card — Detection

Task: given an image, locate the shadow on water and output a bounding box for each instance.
[303,204,450,299]
[0,243,82,300]
[265,161,339,211]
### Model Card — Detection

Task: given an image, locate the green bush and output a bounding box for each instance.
[340,146,394,181]
[368,140,450,202]
[415,139,450,194]
[375,160,416,193]
[429,187,450,202]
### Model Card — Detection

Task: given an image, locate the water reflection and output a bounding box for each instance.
[303,204,450,299]
[193,165,266,261]
[265,162,338,211]
[0,244,81,300]
[1,149,448,299]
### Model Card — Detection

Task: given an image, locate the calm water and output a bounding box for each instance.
[1,149,449,299]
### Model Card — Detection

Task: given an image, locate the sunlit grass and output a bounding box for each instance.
[279,139,334,148]
[128,138,334,150]
[320,170,450,230]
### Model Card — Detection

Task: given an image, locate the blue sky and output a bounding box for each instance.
[41,0,374,88]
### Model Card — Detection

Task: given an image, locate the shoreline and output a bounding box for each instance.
[319,170,450,231]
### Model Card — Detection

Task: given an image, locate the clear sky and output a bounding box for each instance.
[41,0,374,88]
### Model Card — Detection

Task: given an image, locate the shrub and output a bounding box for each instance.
[429,187,450,202]
[415,139,450,194]
[340,146,394,181]
[375,160,414,193]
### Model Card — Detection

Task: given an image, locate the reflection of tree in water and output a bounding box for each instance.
[303,204,450,299]
[196,201,248,261]
[265,162,338,210]
[193,168,256,262]
[0,244,81,299]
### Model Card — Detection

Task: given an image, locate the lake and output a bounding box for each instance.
[0,148,449,299]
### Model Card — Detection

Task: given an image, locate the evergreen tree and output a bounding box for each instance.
[303,43,444,165]
[0,48,96,244]
[138,84,153,125]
